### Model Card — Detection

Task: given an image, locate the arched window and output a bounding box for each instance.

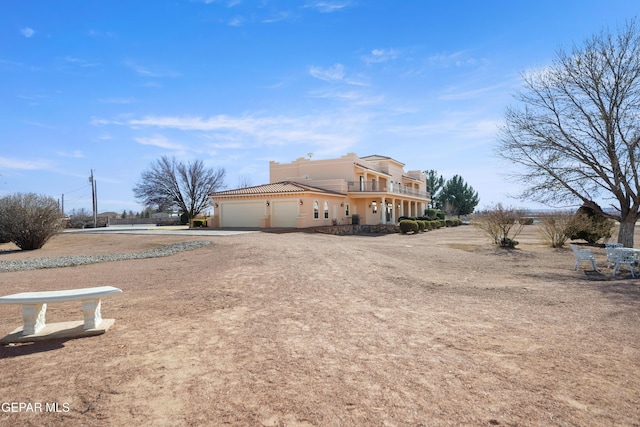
[323,201,329,219]
[313,201,319,219]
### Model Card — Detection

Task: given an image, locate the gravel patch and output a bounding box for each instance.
[0,240,212,272]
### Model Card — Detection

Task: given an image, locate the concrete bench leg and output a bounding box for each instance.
[23,303,47,335]
[82,299,102,330]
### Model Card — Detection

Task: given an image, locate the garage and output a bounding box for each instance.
[271,200,298,228]
[220,201,264,227]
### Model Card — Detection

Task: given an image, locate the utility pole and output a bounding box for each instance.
[89,170,97,228]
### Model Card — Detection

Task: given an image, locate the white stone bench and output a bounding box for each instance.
[0,286,122,341]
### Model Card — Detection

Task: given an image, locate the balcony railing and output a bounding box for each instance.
[347,181,430,199]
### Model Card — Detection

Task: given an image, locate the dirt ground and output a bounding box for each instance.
[0,225,638,426]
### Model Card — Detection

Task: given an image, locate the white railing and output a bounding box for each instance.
[347,182,429,199]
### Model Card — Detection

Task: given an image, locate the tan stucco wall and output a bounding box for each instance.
[270,153,361,183]
[270,153,427,195]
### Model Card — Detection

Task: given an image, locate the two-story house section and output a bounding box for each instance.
[209,153,430,228]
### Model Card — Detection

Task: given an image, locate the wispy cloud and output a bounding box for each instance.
[57,150,85,158]
[87,29,116,38]
[20,27,35,38]
[0,156,51,170]
[200,0,241,5]
[99,97,135,104]
[23,120,54,127]
[310,88,383,106]
[125,61,181,78]
[304,1,350,13]
[309,64,346,82]
[228,16,246,26]
[428,51,487,68]
[309,64,368,86]
[363,48,399,64]
[65,56,100,68]
[134,134,189,151]
[101,112,369,155]
[388,114,500,143]
[0,59,24,69]
[438,83,509,101]
[262,11,293,24]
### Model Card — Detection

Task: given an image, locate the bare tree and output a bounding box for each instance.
[133,156,225,223]
[237,174,254,188]
[497,20,640,247]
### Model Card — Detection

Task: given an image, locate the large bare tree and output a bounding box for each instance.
[498,20,640,247]
[133,156,225,223]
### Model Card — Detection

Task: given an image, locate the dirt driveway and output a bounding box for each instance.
[0,225,638,426]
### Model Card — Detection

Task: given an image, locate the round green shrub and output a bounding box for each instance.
[399,220,419,234]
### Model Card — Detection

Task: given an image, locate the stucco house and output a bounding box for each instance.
[209,153,430,228]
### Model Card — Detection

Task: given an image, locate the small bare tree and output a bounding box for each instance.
[237,174,254,188]
[473,203,526,248]
[133,156,225,223]
[0,193,63,250]
[538,211,575,248]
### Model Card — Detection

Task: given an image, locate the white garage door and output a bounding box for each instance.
[271,200,298,228]
[220,202,264,227]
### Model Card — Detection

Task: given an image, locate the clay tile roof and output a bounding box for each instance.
[210,181,345,197]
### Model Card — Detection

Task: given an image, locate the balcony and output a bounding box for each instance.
[347,181,430,199]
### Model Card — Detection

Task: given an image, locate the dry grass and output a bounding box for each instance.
[0,225,639,426]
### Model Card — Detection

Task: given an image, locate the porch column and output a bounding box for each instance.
[391,198,396,224]
[381,197,386,224]
[400,201,404,218]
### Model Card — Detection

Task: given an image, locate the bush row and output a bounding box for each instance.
[398,218,463,234]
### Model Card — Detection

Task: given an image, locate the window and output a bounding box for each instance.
[359,176,365,191]
[389,181,394,192]
[324,201,329,219]
[345,203,350,216]
[313,201,319,219]
[372,201,377,213]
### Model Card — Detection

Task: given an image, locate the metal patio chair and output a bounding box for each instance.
[611,248,638,278]
[570,244,599,272]
[605,242,623,268]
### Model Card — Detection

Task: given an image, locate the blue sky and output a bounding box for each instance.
[2,1,639,214]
